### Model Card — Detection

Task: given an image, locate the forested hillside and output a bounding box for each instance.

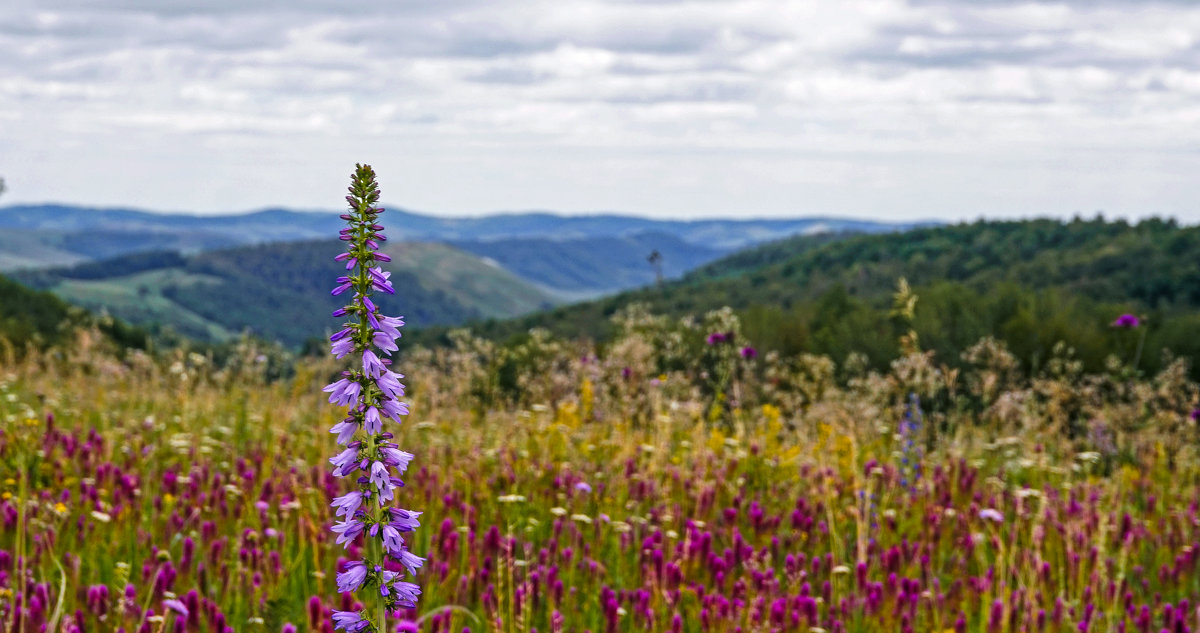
[0,273,146,351]
[447,218,1200,376]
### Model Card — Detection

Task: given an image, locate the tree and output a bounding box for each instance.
[647,249,663,286]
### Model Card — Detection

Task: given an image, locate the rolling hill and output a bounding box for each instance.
[12,240,557,346]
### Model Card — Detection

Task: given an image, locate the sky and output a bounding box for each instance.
[2,0,1200,222]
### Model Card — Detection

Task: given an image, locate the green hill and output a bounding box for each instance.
[0,273,147,352]
[13,240,557,346]
[450,217,1200,376]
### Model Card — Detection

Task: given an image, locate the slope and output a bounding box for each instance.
[450,232,726,298]
[0,272,147,351]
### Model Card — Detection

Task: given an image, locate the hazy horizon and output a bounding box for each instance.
[4,1,1200,222]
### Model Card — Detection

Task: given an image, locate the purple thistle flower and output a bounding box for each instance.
[1112,313,1141,328]
[740,346,757,359]
[1191,408,1199,422]
[705,331,727,345]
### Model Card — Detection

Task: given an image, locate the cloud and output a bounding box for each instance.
[1,0,1199,221]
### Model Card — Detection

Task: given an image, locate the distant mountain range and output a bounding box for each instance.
[0,204,921,253]
[0,204,923,342]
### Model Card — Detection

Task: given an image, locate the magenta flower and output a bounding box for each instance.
[706,332,727,345]
[740,346,757,359]
[1112,313,1140,328]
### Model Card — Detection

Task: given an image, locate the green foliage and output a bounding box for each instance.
[0,272,76,347]
[0,272,149,353]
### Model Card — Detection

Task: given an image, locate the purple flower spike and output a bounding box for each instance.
[328,164,421,629]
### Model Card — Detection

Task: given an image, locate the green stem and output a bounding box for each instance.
[371,530,387,632]
[1132,327,1146,372]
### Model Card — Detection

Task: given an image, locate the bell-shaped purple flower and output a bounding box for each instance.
[332,517,365,548]
[332,611,370,632]
[330,418,358,445]
[362,349,386,379]
[397,550,425,577]
[331,491,365,519]
[369,461,391,493]
[330,448,359,477]
[376,370,405,399]
[336,562,368,593]
[389,508,422,532]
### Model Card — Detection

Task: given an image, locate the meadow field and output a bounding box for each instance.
[2,302,1198,633]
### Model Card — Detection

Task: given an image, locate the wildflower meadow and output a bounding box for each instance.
[2,166,1199,633]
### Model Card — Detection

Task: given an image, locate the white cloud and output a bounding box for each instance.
[1,0,1199,221]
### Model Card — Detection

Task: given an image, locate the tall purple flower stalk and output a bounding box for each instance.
[324,164,423,632]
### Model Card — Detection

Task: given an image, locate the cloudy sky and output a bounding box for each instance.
[3,0,1200,221]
